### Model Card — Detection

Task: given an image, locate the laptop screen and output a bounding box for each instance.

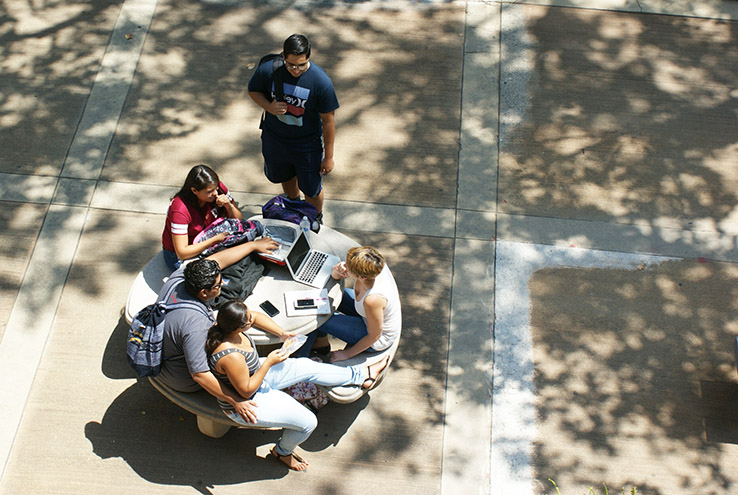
[287,232,311,272]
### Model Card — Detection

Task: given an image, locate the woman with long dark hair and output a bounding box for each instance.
[207,300,389,471]
[162,164,243,271]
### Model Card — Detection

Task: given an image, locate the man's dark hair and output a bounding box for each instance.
[183,259,220,296]
[283,33,311,59]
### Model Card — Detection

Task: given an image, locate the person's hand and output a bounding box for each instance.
[252,237,279,253]
[268,100,288,116]
[330,350,350,363]
[331,261,349,280]
[233,399,258,423]
[215,194,232,207]
[320,157,335,175]
[215,231,229,242]
[280,331,296,342]
[266,348,290,365]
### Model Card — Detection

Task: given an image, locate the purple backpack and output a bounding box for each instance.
[193,218,264,256]
[261,196,320,232]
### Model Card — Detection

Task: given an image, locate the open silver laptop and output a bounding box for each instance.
[257,224,297,265]
[284,230,341,288]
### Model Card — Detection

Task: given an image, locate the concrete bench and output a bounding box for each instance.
[147,335,399,438]
[148,337,400,438]
[148,375,278,438]
[124,250,169,326]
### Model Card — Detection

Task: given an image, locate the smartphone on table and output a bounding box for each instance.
[259,300,280,318]
[294,298,317,309]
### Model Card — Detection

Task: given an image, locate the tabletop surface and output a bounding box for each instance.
[245,218,357,344]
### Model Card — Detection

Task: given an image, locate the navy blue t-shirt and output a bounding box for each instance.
[248,60,339,147]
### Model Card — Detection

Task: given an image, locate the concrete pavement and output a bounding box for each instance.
[1,1,737,493]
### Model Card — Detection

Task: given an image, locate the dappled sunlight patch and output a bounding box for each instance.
[702,142,738,179]
[0,94,41,127]
[612,134,652,160]
[499,5,738,235]
[650,56,732,107]
[530,259,738,492]
[2,37,54,77]
[137,47,189,81]
[8,2,87,36]
[192,9,261,43]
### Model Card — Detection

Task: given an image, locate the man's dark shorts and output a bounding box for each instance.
[261,132,323,198]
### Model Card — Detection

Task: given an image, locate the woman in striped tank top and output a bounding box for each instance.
[206,300,389,471]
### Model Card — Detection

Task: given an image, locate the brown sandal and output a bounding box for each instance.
[270,447,309,471]
[362,356,390,390]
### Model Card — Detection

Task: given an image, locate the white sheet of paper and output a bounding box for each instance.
[284,288,332,317]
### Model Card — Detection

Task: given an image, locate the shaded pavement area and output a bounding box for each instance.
[1,1,738,494]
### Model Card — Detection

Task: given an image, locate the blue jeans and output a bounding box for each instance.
[296,289,372,358]
[162,248,181,272]
[223,357,365,455]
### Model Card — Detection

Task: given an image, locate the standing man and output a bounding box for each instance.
[248,33,338,215]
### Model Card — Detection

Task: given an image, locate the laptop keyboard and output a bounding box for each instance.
[299,252,328,283]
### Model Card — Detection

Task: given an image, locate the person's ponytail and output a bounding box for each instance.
[205,300,250,355]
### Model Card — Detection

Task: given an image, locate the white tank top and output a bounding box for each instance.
[355,265,402,351]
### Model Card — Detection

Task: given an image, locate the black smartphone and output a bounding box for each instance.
[295,298,317,309]
[259,300,280,317]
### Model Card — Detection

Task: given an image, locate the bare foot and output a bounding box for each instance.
[362,356,390,390]
[271,447,309,471]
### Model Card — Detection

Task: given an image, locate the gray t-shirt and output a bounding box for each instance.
[156,265,215,392]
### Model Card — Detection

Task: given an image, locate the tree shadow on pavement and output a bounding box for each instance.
[493,5,738,493]
[530,260,738,494]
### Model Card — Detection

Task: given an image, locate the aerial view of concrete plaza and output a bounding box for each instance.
[1,0,737,493]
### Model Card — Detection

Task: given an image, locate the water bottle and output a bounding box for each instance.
[299,215,310,234]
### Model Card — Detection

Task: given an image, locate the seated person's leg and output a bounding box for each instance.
[294,289,360,358]
[162,249,181,272]
[265,357,364,389]
[336,288,361,316]
[294,330,324,358]
[319,313,368,348]
[248,387,315,471]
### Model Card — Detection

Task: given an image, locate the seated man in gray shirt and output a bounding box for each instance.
[156,237,282,423]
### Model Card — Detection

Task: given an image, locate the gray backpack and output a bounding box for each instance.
[126,281,208,378]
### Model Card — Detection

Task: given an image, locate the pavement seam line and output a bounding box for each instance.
[490,241,677,494]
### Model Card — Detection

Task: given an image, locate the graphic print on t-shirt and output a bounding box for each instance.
[271,82,310,127]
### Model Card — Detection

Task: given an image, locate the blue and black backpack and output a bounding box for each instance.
[126,282,209,378]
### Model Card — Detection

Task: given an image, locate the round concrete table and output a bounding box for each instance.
[127,219,397,437]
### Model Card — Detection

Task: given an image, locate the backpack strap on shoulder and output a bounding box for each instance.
[272,55,285,102]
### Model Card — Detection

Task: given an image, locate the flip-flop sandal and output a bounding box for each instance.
[270,447,308,471]
[362,356,390,391]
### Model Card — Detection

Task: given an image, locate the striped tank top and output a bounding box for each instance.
[209,333,261,410]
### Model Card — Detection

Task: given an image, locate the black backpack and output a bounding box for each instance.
[257,53,286,130]
[258,53,286,101]
[126,281,210,378]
